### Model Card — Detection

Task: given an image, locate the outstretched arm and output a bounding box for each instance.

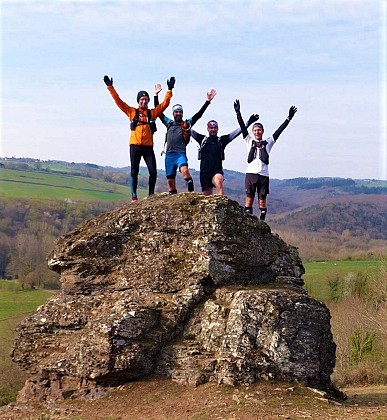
[153,83,168,125]
[103,74,133,115]
[152,77,174,120]
[273,106,297,141]
[153,83,162,107]
[233,99,248,138]
[224,113,259,143]
[234,100,259,137]
[190,88,217,126]
[190,129,205,144]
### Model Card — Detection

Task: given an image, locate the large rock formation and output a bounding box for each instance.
[12,193,336,401]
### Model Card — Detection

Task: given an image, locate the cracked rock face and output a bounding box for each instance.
[12,193,335,402]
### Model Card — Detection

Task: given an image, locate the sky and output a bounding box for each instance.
[1,0,386,180]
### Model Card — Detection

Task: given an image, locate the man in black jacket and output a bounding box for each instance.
[191,112,258,196]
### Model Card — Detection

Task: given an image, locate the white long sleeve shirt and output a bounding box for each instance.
[244,134,275,177]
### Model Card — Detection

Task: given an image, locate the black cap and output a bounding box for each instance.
[137,90,150,103]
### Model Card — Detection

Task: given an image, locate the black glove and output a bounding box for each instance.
[167,77,176,90]
[103,75,113,87]
[233,99,240,113]
[246,114,259,126]
[288,106,297,120]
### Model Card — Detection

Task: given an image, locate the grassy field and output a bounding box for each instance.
[0,168,142,202]
[0,281,53,404]
[303,259,382,302]
[0,280,53,319]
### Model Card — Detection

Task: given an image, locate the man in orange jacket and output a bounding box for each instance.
[104,75,175,202]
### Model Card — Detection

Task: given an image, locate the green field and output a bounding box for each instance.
[303,259,382,302]
[0,281,53,404]
[0,281,53,319]
[0,168,139,201]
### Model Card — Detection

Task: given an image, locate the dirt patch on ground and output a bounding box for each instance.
[1,380,386,420]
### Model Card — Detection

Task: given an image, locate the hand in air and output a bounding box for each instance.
[247,114,259,125]
[288,106,298,120]
[207,89,217,102]
[103,75,113,86]
[167,77,176,90]
[154,83,162,95]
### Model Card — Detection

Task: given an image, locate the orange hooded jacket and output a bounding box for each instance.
[107,86,172,146]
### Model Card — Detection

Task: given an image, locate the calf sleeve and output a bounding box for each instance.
[130,176,138,198]
[185,177,194,192]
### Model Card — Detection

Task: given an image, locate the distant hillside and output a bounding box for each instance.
[268,177,386,214]
[2,157,385,208]
[1,157,386,242]
[270,196,387,240]
[0,157,386,284]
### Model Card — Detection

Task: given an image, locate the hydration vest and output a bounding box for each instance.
[247,140,269,164]
[198,136,225,161]
[130,109,157,134]
[166,119,192,145]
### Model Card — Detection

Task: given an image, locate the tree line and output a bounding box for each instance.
[0,198,119,289]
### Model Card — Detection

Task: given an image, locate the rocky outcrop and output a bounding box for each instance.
[12,193,336,402]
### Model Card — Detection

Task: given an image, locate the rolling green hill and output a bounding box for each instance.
[1,158,386,244]
[0,168,137,202]
[2,157,386,208]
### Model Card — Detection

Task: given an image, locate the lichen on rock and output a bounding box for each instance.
[12,193,336,402]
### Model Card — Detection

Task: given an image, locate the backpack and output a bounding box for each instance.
[180,120,192,145]
[161,120,191,156]
[166,119,192,145]
[130,109,157,134]
[198,136,225,161]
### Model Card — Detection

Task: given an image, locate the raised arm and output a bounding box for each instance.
[153,83,169,125]
[151,77,175,119]
[246,113,260,128]
[234,100,259,138]
[219,110,258,148]
[233,99,248,138]
[153,83,162,107]
[103,75,133,114]
[224,115,260,144]
[190,89,217,126]
[273,106,297,141]
[190,129,206,145]
[224,127,243,144]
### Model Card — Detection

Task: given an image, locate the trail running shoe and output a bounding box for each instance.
[131,197,138,203]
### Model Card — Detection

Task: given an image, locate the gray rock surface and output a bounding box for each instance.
[12,193,336,401]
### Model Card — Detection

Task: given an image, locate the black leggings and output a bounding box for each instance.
[129,145,157,197]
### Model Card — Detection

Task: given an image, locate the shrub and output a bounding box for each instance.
[327,273,343,302]
[350,329,376,365]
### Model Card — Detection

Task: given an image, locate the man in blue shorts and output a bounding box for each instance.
[234,99,298,220]
[155,85,217,194]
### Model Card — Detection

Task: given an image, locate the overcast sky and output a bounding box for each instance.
[1,0,386,180]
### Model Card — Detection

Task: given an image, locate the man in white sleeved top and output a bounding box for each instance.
[234,100,297,220]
